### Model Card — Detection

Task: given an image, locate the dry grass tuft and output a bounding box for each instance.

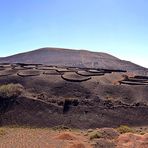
[117,125,134,134]
[0,83,24,98]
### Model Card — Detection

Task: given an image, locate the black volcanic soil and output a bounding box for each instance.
[0,63,148,129]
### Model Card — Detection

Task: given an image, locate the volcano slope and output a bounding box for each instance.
[0,47,147,75]
[0,63,148,129]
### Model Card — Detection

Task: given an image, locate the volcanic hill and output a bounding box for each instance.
[0,48,147,73]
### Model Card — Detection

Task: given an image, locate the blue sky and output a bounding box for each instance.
[0,0,148,68]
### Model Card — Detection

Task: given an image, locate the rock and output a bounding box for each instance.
[97,128,120,140]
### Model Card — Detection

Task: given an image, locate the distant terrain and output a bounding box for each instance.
[0,48,147,75]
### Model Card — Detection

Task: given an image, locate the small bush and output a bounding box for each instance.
[52,125,70,131]
[0,83,24,99]
[117,125,134,134]
[138,131,146,135]
[89,131,102,140]
[0,128,6,136]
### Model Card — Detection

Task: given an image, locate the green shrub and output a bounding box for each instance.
[0,128,6,136]
[52,125,70,131]
[117,125,134,134]
[89,131,102,140]
[0,83,24,98]
[138,131,146,135]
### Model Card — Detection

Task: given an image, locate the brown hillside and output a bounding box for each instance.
[0,48,147,74]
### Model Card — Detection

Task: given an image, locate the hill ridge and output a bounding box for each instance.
[0,47,147,73]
